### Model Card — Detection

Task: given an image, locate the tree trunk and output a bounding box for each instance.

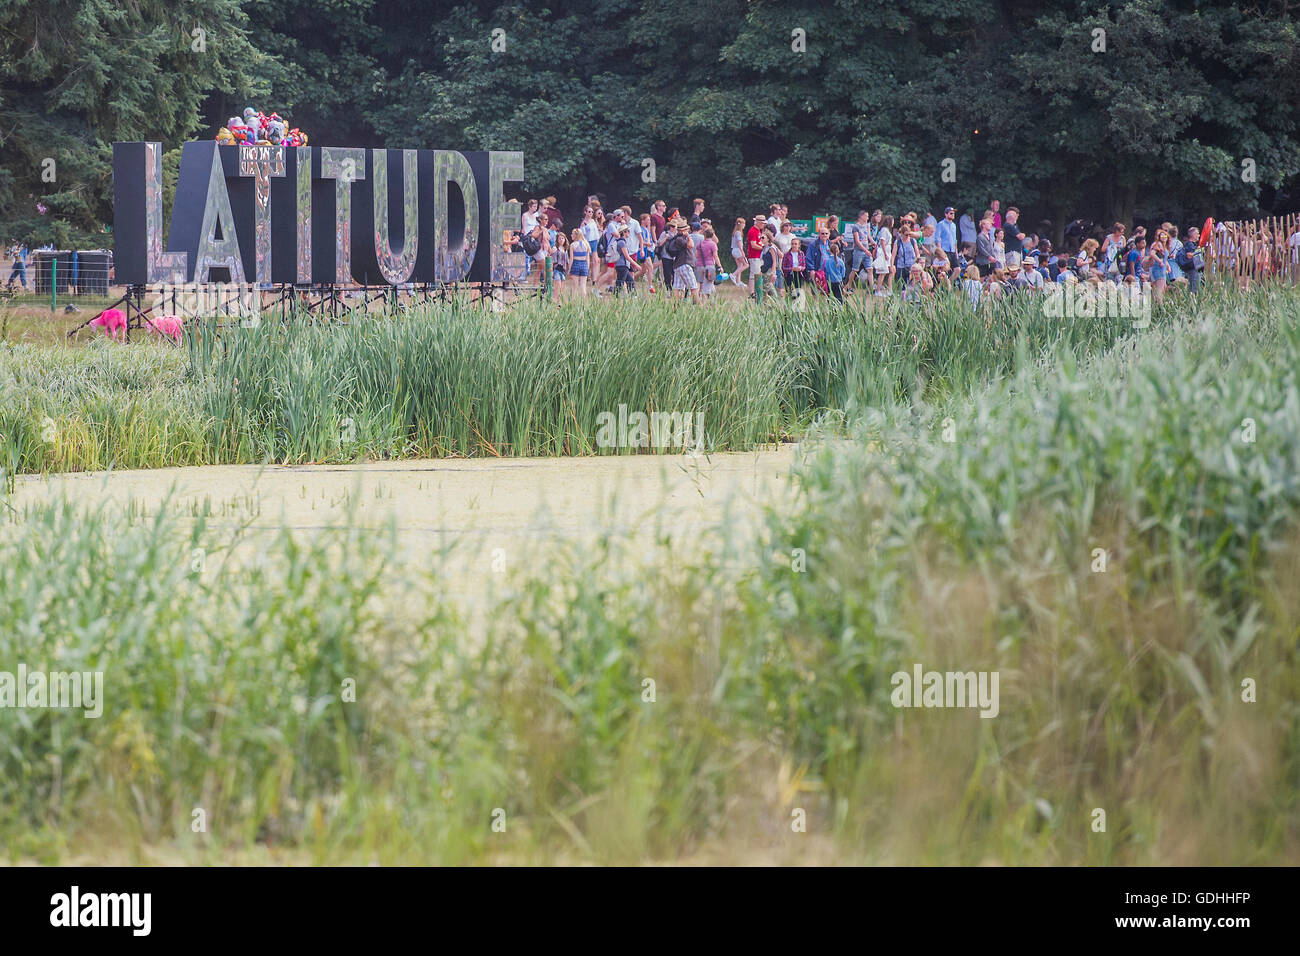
[1119,184,1137,230]
[1105,179,1138,230]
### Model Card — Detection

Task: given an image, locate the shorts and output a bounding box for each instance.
[851,249,870,273]
[748,257,762,275]
[673,264,699,291]
[570,261,589,277]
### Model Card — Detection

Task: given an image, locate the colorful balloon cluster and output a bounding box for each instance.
[215,107,308,147]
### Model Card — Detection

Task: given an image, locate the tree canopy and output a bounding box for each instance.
[4,0,1299,246]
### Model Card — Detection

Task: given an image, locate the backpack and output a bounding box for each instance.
[596,233,609,258]
[520,233,541,257]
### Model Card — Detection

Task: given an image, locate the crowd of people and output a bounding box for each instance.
[510,195,1300,306]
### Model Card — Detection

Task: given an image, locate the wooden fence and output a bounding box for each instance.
[1205,213,1300,284]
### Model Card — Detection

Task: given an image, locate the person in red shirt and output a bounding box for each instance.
[746,214,767,296]
[650,200,667,241]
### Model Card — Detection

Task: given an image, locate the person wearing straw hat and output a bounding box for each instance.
[666,217,700,303]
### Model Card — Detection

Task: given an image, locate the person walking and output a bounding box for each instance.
[569,228,591,295]
[1177,225,1204,293]
[782,237,807,291]
[873,215,895,294]
[667,217,701,304]
[824,240,846,301]
[747,216,768,297]
[6,241,29,291]
[730,218,749,288]
[699,227,719,298]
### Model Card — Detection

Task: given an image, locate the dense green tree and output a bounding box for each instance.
[1,0,264,245]
[4,0,1299,246]
[1017,1,1300,232]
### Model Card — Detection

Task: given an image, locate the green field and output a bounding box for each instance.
[1,284,1298,863]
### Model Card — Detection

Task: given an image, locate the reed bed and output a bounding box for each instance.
[2,286,1296,863]
[3,285,1263,477]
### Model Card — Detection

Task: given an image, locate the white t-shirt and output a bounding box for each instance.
[774,232,794,255]
[874,231,892,267]
[581,220,600,243]
[522,211,539,233]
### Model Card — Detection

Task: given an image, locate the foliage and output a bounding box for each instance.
[4,1,1300,244]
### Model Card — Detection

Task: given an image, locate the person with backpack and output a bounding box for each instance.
[517,224,545,286]
[1177,225,1204,292]
[593,210,622,294]
[614,224,637,294]
[1100,222,1127,282]
[658,207,682,294]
